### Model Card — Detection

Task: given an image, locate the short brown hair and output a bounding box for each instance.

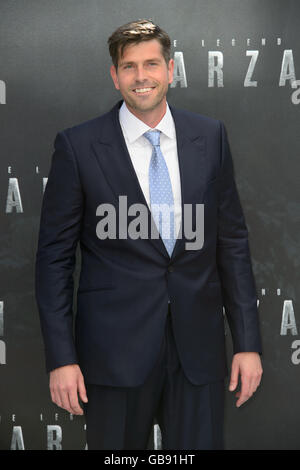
[107,19,171,70]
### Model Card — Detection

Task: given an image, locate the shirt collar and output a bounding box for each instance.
[119,99,175,144]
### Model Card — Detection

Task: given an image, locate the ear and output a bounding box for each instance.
[167,58,175,85]
[110,64,120,90]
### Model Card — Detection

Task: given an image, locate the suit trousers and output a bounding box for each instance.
[83,304,225,450]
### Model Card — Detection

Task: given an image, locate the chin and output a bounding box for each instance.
[129,100,156,112]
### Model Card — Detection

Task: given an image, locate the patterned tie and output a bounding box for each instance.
[143,129,176,257]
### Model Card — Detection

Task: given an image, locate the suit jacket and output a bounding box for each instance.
[35,99,262,387]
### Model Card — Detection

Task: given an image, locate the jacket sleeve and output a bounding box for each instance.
[216,120,262,355]
[35,131,83,373]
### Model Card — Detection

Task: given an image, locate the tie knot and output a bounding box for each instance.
[143,129,161,147]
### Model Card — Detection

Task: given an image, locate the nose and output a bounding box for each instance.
[135,64,147,83]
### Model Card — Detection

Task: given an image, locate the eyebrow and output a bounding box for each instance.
[119,58,162,66]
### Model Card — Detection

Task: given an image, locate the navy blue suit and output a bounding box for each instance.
[35,98,262,390]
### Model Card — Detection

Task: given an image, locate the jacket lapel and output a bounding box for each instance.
[168,104,207,260]
[91,100,207,260]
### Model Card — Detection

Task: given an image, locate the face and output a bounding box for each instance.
[110,39,174,116]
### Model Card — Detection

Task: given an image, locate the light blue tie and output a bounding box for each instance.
[143,129,176,257]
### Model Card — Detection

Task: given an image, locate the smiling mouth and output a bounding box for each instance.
[132,86,156,95]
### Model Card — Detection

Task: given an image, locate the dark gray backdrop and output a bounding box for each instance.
[0,0,299,450]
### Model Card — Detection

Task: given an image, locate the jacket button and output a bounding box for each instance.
[168,266,174,273]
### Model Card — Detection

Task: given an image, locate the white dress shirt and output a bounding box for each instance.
[118,100,182,240]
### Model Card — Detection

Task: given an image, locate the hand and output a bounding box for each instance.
[229,352,263,408]
[49,364,88,415]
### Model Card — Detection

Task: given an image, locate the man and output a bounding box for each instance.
[35,19,263,450]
